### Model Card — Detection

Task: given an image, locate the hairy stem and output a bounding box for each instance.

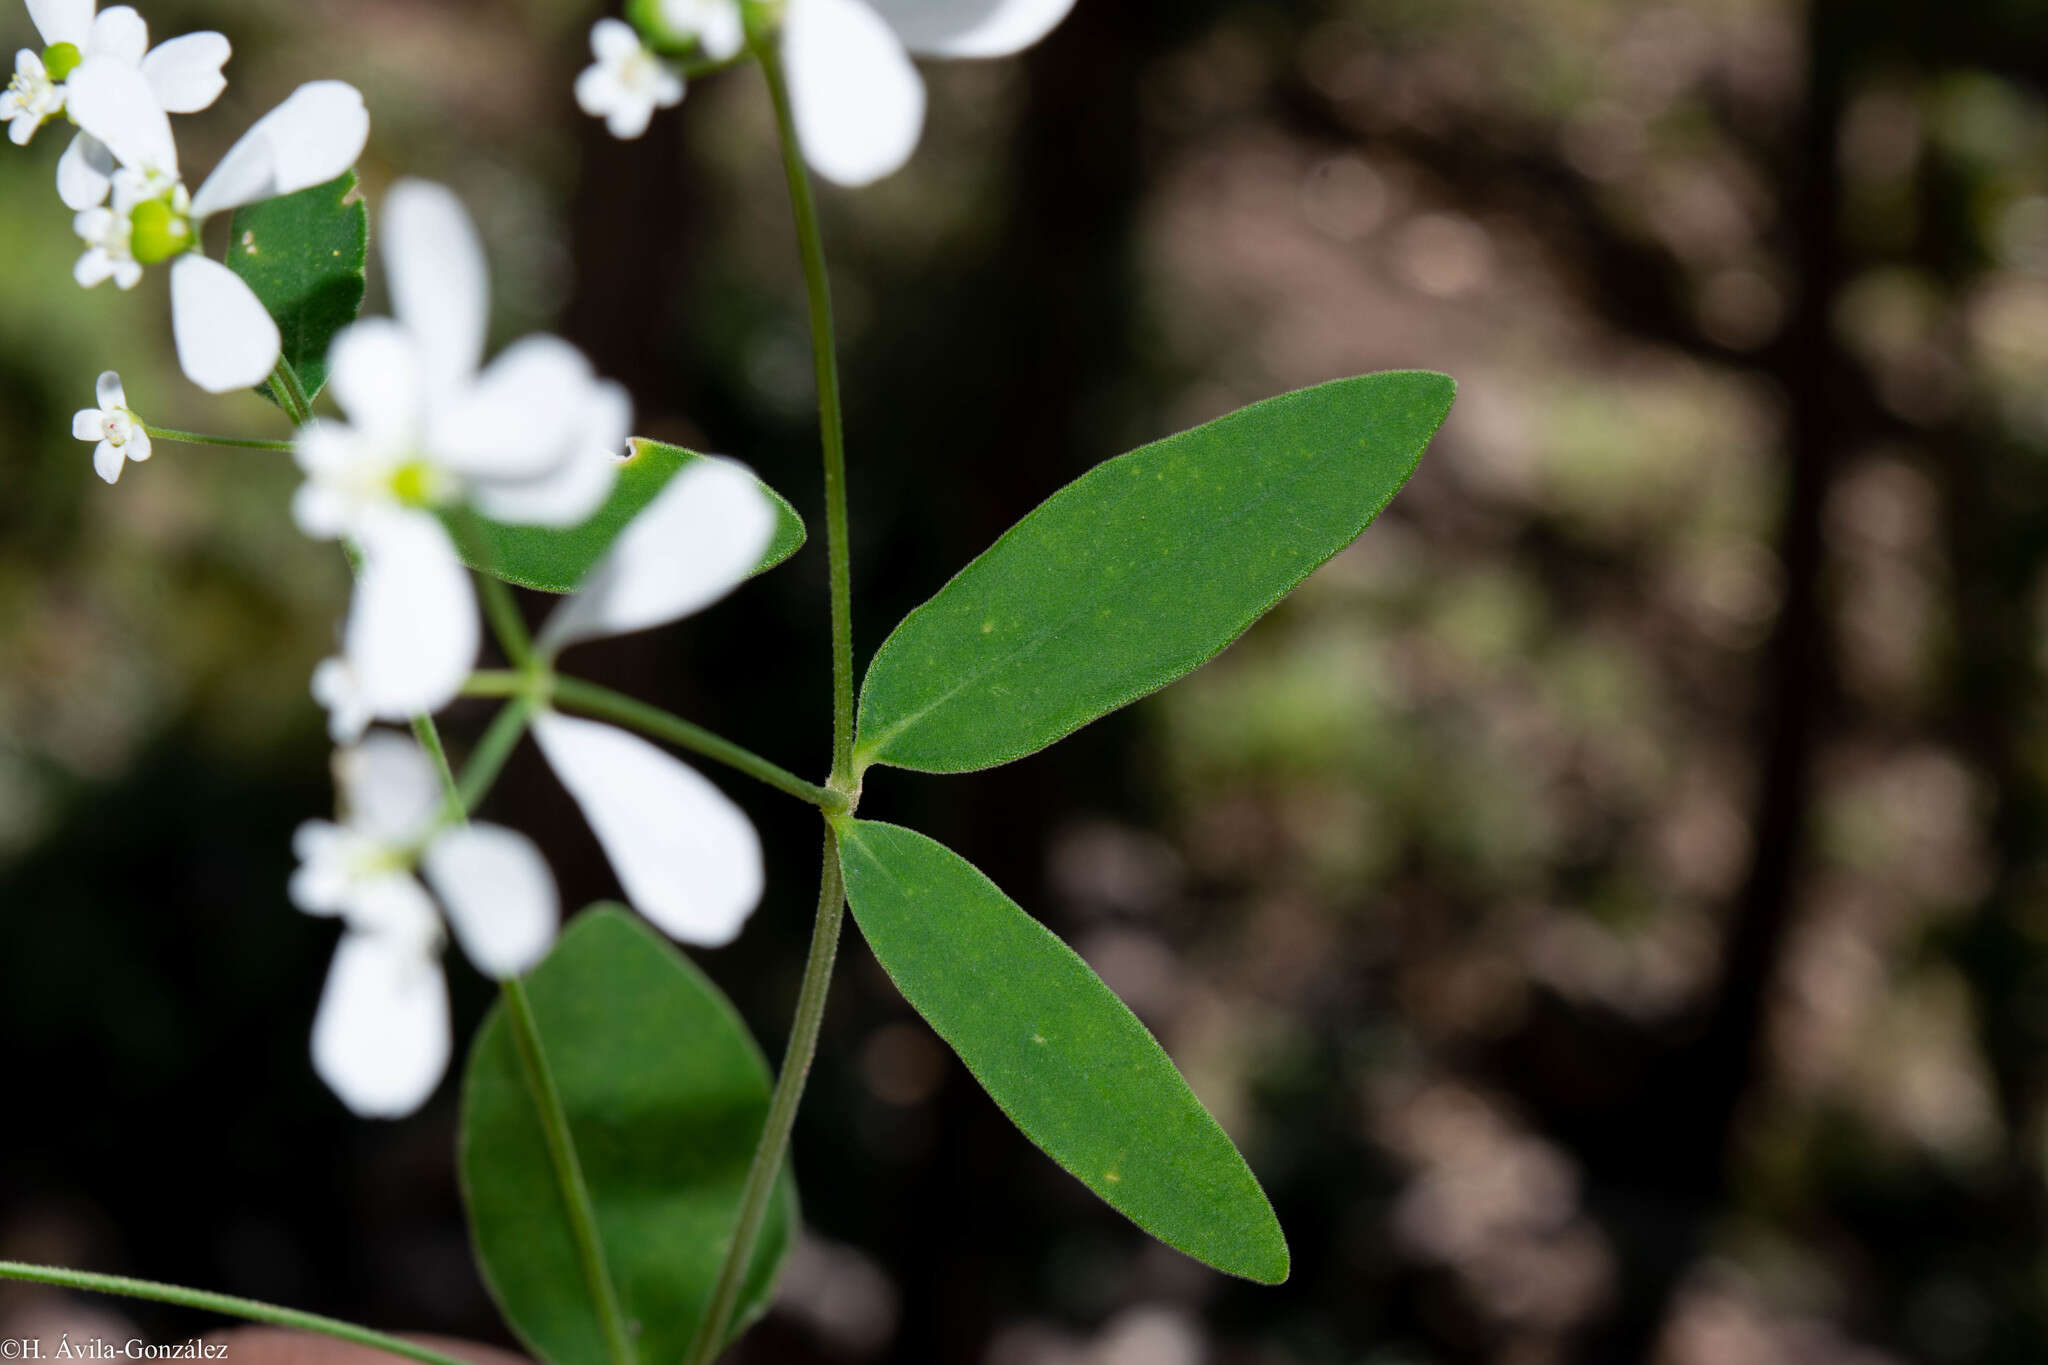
[683,829,847,1363]
[0,1262,470,1365]
[143,425,296,453]
[267,358,313,426]
[502,978,637,1365]
[550,675,846,812]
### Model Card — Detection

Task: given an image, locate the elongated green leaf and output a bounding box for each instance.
[460,439,808,593]
[226,171,367,406]
[460,907,795,1365]
[837,819,1288,1283]
[856,371,1455,773]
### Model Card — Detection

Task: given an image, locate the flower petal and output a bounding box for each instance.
[311,931,451,1119]
[343,508,480,722]
[590,17,642,62]
[538,456,774,652]
[532,712,765,946]
[187,125,274,221]
[471,448,622,529]
[96,370,126,410]
[63,58,179,178]
[326,318,424,445]
[191,81,367,219]
[865,0,1076,57]
[127,426,150,462]
[56,131,116,211]
[93,439,124,484]
[382,179,488,399]
[427,334,593,480]
[337,730,446,845]
[170,254,281,393]
[784,0,925,187]
[73,408,107,441]
[87,6,149,66]
[421,824,559,979]
[26,0,92,49]
[140,30,230,113]
[311,656,374,744]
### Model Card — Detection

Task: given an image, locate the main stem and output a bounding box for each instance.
[763,43,857,789]
[683,46,861,1364]
[684,832,847,1363]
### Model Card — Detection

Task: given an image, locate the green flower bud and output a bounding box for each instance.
[41,42,82,82]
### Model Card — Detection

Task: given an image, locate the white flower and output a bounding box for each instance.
[575,18,682,140]
[297,180,632,741]
[781,0,1077,186]
[529,458,778,947]
[71,368,148,483]
[3,47,65,144]
[657,0,745,61]
[292,732,559,1118]
[3,2,231,205]
[63,59,366,392]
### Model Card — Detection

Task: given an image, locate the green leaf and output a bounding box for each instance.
[460,907,795,1365]
[460,439,809,593]
[836,819,1289,1283]
[226,171,367,406]
[855,371,1456,773]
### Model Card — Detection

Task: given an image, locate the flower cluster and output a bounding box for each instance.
[579,0,1079,185]
[15,0,1079,1123]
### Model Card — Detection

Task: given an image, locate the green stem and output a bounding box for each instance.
[143,425,295,453]
[0,1262,470,1365]
[549,675,847,812]
[268,358,314,426]
[410,713,464,823]
[476,571,534,670]
[683,829,847,1364]
[456,698,534,815]
[501,979,637,1365]
[760,42,856,791]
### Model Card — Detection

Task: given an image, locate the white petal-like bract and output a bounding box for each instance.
[532,712,765,947]
[311,931,451,1119]
[56,132,116,211]
[784,0,926,187]
[343,509,480,722]
[866,0,1077,57]
[337,730,446,845]
[169,254,281,393]
[469,379,629,529]
[27,0,93,49]
[191,80,367,218]
[422,824,560,980]
[383,179,489,399]
[428,334,594,480]
[539,458,775,652]
[64,58,178,177]
[140,30,230,114]
[87,6,149,67]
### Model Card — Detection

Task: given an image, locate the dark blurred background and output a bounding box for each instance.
[6,0,2048,1361]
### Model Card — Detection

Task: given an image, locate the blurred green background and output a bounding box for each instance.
[5,0,2048,1362]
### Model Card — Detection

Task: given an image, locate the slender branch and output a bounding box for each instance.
[410,714,464,824]
[143,425,296,453]
[462,670,532,699]
[683,828,847,1364]
[759,43,857,791]
[551,675,847,812]
[475,572,534,671]
[456,699,534,815]
[501,979,637,1365]
[0,1262,470,1365]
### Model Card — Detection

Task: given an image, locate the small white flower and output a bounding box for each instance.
[3,48,65,144]
[71,368,149,483]
[576,18,683,140]
[658,0,745,60]
[781,0,1078,186]
[5,2,231,206]
[293,732,559,1118]
[64,60,366,392]
[297,180,631,736]
[527,459,778,947]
